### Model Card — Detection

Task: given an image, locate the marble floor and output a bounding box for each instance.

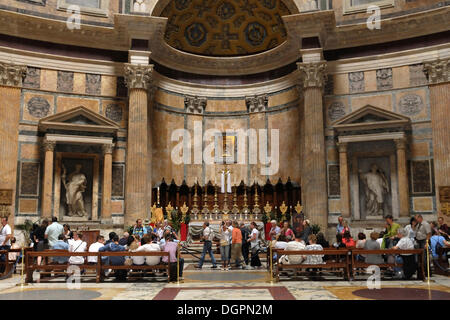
[0,263,449,300]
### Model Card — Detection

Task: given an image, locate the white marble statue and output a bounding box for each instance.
[62,164,87,217]
[133,0,147,13]
[359,164,389,216]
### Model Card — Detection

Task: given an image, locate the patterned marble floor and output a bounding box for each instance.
[0,263,449,300]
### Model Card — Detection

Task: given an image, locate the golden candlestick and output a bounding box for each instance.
[295,201,303,214]
[280,201,288,221]
[180,202,189,221]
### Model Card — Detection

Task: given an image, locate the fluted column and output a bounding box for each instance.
[0,62,26,226]
[424,59,450,220]
[41,140,56,219]
[395,138,409,217]
[338,142,350,218]
[124,63,153,226]
[101,143,114,223]
[297,61,328,231]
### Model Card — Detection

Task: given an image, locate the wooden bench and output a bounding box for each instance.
[0,248,30,277]
[24,250,174,283]
[350,249,425,281]
[433,247,449,276]
[272,248,350,281]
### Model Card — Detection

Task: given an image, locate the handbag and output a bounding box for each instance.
[124,257,133,266]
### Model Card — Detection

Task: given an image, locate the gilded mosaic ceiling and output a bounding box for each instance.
[160,0,291,57]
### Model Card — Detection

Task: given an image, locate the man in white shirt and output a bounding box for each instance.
[195,221,218,269]
[279,232,306,264]
[68,231,87,265]
[87,235,105,264]
[0,217,12,267]
[45,217,64,248]
[135,234,161,266]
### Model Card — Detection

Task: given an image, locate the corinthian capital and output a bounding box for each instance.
[297,61,327,88]
[102,143,114,155]
[42,140,56,152]
[424,58,449,84]
[123,64,154,90]
[0,62,27,87]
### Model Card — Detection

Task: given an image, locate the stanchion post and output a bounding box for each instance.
[269,242,274,283]
[16,246,27,287]
[426,239,431,284]
[176,242,181,284]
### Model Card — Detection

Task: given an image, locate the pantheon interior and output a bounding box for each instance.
[0,0,449,241]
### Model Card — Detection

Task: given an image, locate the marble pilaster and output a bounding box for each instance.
[124,63,153,226]
[41,140,56,219]
[424,59,450,220]
[337,143,350,218]
[394,138,409,217]
[297,61,328,231]
[0,63,26,226]
[101,143,114,223]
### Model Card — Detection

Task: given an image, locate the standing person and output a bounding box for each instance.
[392,228,417,280]
[240,222,250,266]
[63,224,73,240]
[219,222,230,271]
[162,234,184,281]
[404,217,417,241]
[33,219,49,267]
[45,217,64,248]
[68,231,87,265]
[437,217,449,237]
[0,217,12,268]
[231,221,243,269]
[247,222,261,269]
[414,214,432,249]
[278,221,294,242]
[132,219,147,239]
[269,220,280,240]
[195,221,218,269]
[301,220,312,244]
[336,216,345,234]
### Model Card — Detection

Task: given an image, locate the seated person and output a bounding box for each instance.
[52,234,69,264]
[363,232,384,264]
[278,231,306,265]
[99,234,127,281]
[87,235,105,265]
[430,229,450,261]
[333,233,346,249]
[342,231,356,248]
[134,234,161,266]
[304,234,324,265]
[392,228,417,280]
[161,234,184,280]
[68,232,87,265]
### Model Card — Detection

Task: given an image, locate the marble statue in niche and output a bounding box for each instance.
[62,163,87,217]
[359,164,390,217]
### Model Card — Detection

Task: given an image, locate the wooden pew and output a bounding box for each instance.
[24,250,173,283]
[272,248,350,281]
[350,249,425,281]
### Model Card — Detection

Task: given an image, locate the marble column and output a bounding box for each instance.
[123,63,153,226]
[297,61,328,231]
[394,138,409,217]
[101,143,114,223]
[41,140,56,219]
[337,142,350,218]
[0,62,26,225]
[424,59,450,220]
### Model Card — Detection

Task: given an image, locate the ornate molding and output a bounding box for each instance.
[102,143,114,155]
[394,138,407,150]
[123,63,154,90]
[297,61,327,89]
[337,142,348,153]
[0,62,26,87]
[184,96,207,115]
[424,58,450,84]
[245,94,268,113]
[42,140,56,152]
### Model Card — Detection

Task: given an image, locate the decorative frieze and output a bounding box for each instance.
[328,101,346,122]
[409,64,427,86]
[27,96,51,118]
[424,58,449,84]
[398,93,424,116]
[245,94,268,113]
[0,62,26,87]
[57,71,74,92]
[124,64,153,90]
[376,68,393,90]
[297,61,327,88]
[86,74,101,95]
[184,95,207,114]
[348,71,364,93]
[23,67,41,89]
